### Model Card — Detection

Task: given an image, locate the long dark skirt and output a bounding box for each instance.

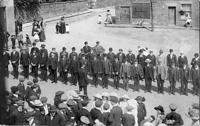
[60,22,66,34]
[39,29,46,42]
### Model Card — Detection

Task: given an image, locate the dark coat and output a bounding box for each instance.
[11,51,20,65]
[178,56,188,68]
[90,108,102,123]
[164,111,184,126]
[102,112,111,126]
[117,53,126,63]
[168,67,179,82]
[69,52,78,61]
[20,52,30,66]
[126,53,135,64]
[167,54,177,67]
[120,62,131,77]
[137,54,146,68]
[3,52,10,66]
[191,58,200,69]
[102,59,110,74]
[131,64,144,79]
[107,52,116,63]
[122,113,135,126]
[137,103,147,123]
[144,65,154,80]
[10,109,26,125]
[60,51,68,60]
[91,59,99,74]
[40,48,48,66]
[83,46,92,54]
[30,47,39,54]
[108,106,123,126]
[30,53,40,66]
[48,56,58,70]
[147,54,156,66]
[58,56,69,72]
[78,68,88,87]
[112,60,121,75]
[191,68,200,82]
[69,59,79,73]
[45,112,65,126]
[179,67,190,82]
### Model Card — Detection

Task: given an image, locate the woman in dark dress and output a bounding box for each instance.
[59,17,66,34]
[39,18,46,42]
[32,19,40,36]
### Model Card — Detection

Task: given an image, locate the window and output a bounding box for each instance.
[181,4,192,19]
[132,3,151,19]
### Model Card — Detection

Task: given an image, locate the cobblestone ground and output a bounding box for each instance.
[6,8,199,125]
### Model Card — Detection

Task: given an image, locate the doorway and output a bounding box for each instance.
[168,7,176,25]
[120,6,131,24]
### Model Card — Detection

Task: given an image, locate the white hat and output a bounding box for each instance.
[121,94,130,100]
[94,93,102,100]
[32,100,43,107]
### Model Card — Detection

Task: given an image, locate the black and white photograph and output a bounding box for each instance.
[0,0,199,126]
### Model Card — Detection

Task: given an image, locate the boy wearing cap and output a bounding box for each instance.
[39,44,48,81]
[144,59,154,92]
[20,49,30,79]
[131,60,144,91]
[167,49,177,68]
[112,57,121,89]
[30,50,40,78]
[78,64,89,96]
[30,42,39,55]
[191,53,200,69]
[3,48,10,77]
[11,47,20,79]
[117,49,126,64]
[83,42,92,59]
[178,52,188,69]
[163,104,183,126]
[137,49,146,72]
[69,47,78,61]
[93,41,105,57]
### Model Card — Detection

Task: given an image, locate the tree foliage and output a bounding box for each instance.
[14,0,40,19]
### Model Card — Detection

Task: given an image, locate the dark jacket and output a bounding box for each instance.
[102,112,111,126]
[91,59,99,74]
[108,106,123,126]
[79,108,93,125]
[137,54,146,68]
[137,103,147,123]
[147,54,156,66]
[107,52,116,63]
[58,56,69,72]
[122,113,135,126]
[69,52,78,61]
[40,48,48,66]
[144,65,154,80]
[117,53,126,63]
[126,53,135,64]
[78,68,88,87]
[168,67,179,82]
[69,59,79,73]
[30,53,40,66]
[167,54,177,67]
[10,109,26,125]
[11,51,20,65]
[179,67,190,82]
[20,52,29,66]
[164,111,184,126]
[30,47,39,54]
[3,52,10,66]
[131,64,144,79]
[48,56,58,70]
[17,83,26,99]
[102,59,110,74]
[178,56,188,68]
[191,58,200,69]
[112,60,121,75]
[90,108,102,123]
[45,112,65,126]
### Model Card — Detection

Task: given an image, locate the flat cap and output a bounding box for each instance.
[55,91,64,96]
[169,104,177,110]
[58,103,68,109]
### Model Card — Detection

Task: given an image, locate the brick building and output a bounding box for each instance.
[115,0,199,28]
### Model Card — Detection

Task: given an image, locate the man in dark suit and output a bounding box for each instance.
[48,48,58,79]
[191,64,200,95]
[3,48,10,77]
[39,44,48,81]
[144,59,154,92]
[69,47,78,61]
[117,49,126,64]
[45,105,65,126]
[30,50,40,79]
[30,42,39,55]
[48,51,58,83]
[78,64,89,96]
[107,48,115,77]
[168,63,178,94]
[11,47,20,79]
[83,41,91,60]
[179,64,190,95]
[69,55,79,86]
[58,54,69,84]
[102,55,110,89]
[137,49,146,73]
[126,49,135,65]
[91,55,99,87]
[191,53,200,69]
[167,49,177,68]
[178,52,188,69]
[112,57,121,89]
[60,46,68,60]
[20,49,29,79]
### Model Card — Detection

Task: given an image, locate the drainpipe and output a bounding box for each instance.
[150,0,154,32]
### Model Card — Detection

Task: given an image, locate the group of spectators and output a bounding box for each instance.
[3,79,199,126]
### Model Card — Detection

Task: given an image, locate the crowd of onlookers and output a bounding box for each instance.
[2,79,199,126]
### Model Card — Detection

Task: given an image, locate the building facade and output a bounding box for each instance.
[115,0,199,28]
[0,0,15,34]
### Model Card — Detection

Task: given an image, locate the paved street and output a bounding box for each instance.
[6,8,199,125]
